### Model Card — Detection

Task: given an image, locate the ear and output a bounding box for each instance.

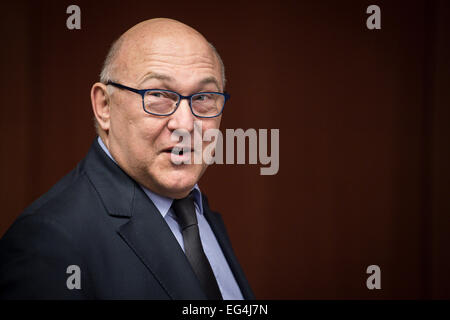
[91,82,111,133]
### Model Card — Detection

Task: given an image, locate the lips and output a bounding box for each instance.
[162,146,193,155]
[162,145,195,165]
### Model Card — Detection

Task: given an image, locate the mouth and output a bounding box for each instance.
[161,146,195,164]
[162,146,193,156]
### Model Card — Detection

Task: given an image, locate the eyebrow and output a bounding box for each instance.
[139,72,174,85]
[199,76,221,92]
[139,73,221,91]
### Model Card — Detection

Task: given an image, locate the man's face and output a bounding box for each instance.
[107,33,223,199]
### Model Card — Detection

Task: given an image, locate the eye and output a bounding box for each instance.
[194,94,209,101]
[150,92,163,98]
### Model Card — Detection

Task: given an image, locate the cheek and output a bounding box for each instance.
[201,116,221,130]
[200,118,221,142]
[133,119,170,158]
[110,97,137,135]
[111,105,167,155]
[142,117,170,141]
[112,99,161,141]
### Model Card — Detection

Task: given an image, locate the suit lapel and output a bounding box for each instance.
[202,196,255,300]
[84,139,253,300]
[84,139,206,300]
[117,187,206,300]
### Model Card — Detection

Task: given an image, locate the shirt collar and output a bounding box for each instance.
[97,136,203,218]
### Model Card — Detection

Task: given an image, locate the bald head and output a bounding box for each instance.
[100,18,226,89]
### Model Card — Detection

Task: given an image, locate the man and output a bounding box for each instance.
[0,18,254,300]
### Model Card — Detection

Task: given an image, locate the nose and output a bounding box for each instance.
[167,98,195,133]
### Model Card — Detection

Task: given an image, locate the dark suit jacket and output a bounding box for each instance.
[0,139,254,299]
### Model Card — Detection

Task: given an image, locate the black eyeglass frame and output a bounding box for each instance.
[106,81,229,118]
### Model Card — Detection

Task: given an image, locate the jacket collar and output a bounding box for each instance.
[82,139,206,299]
[81,139,253,299]
[82,138,135,218]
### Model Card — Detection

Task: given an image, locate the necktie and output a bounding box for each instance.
[172,193,223,300]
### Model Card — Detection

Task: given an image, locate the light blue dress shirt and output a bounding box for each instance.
[97,137,243,300]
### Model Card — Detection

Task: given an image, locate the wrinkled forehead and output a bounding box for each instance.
[116,32,221,85]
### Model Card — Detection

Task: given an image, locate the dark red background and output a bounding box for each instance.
[1,0,449,299]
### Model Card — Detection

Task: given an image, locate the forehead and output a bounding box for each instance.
[118,33,221,86]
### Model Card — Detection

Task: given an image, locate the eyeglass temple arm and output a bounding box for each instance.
[106,81,145,96]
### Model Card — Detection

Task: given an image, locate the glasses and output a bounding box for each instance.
[106,81,229,118]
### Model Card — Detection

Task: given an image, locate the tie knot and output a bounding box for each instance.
[172,193,198,230]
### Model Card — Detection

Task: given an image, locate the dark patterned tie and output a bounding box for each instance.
[172,193,223,300]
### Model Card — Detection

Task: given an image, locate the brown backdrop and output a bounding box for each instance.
[1,0,449,299]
